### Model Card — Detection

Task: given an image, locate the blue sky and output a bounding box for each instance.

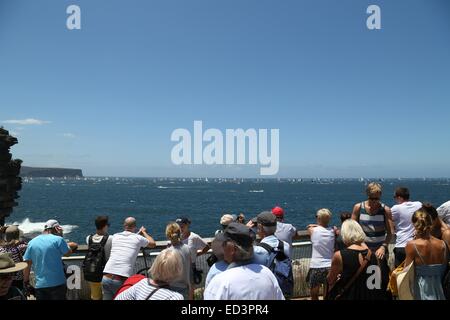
[1,0,449,178]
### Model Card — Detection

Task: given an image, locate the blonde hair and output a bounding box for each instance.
[412,209,432,236]
[366,182,382,197]
[166,222,182,244]
[150,249,183,283]
[341,219,366,246]
[316,208,332,225]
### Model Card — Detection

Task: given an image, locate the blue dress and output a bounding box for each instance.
[413,242,447,300]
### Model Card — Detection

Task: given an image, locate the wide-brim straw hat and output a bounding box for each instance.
[0,253,27,274]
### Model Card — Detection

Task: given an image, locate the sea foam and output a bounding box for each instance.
[12,218,78,236]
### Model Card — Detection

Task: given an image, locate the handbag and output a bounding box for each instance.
[388,260,414,300]
[325,250,372,300]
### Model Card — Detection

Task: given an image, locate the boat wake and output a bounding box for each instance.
[12,218,78,237]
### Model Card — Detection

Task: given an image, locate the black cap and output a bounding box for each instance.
[216,222,253,248]
[175,217,191,225]
[257,211,277,226]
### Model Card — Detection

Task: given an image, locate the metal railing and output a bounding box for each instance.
[61,239,314,300]
[58,231,395,300]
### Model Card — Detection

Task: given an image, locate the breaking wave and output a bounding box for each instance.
[12,218,78,236]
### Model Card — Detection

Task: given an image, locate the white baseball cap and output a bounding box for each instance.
[44,219,62,231]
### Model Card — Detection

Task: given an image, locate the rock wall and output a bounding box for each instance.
[0,128,22,225]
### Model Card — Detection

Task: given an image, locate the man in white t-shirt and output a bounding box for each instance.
[437,200,450,226]
[391,187,422,267]
[176,217,209,287]
[101,217,156,300]
[204,222,284,300]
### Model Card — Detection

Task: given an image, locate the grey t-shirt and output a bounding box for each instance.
[275,222,296,258]
[167,243,192,291]
[275,222,297,245]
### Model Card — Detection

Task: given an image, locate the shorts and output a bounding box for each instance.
[88,281,103,300]
[306,267,330,288]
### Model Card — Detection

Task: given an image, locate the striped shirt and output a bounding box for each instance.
[114,278,184,300]
[358,202,386,251]
[0,242,27,280]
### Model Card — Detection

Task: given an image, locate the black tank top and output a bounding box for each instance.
[338,248,389,300]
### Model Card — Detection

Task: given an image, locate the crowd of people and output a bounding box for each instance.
[1,183,449,301]
[307,184,450,300]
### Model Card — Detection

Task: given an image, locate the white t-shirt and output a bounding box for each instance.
[437,201,450,225]
[85,234,113,261]
[204,264,285,300]
[392,201,422,248]
[103,231,149,277]
[182,232,208,263]
[310,226,335,268]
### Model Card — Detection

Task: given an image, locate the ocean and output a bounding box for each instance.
[6,177,450,244]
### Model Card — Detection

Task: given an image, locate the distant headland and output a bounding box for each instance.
[20,166,83,178]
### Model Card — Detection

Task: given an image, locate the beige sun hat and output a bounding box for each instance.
[0,253,27,274]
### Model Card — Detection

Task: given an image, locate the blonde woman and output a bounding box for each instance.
[352,182,393,296]
[306,209,335,300]
[404,209,447,300]
[165,222,192,299]
[115,249,184,300]
[327,220,387,300]
[352,182,394,259]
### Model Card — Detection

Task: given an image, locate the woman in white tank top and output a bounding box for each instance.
[307,209,336,300]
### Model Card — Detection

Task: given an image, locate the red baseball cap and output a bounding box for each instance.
[272,206,284,217]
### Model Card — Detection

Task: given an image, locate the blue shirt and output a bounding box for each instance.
[23,234,70,289]
[205,260,229,289]
[253,235,290,266]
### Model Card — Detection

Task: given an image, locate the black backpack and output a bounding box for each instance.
[257,240,294,298]
[82,235,109,282]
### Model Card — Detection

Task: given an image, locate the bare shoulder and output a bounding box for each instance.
[443,229,450,241]
[332,250,342,262]
[431,237,446,248]
[405,240,416,253]
[351,203,362,218]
